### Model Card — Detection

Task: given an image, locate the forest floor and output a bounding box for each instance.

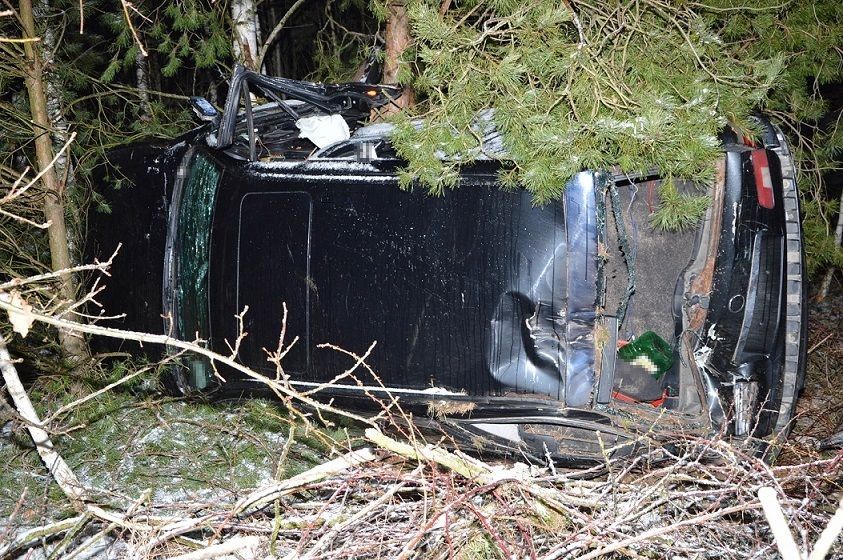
[0,286,841,559]
[783,285,843,457]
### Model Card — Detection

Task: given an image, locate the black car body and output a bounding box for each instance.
[87,66,807,465]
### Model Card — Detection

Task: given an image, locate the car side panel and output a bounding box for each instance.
[207,156,598,404]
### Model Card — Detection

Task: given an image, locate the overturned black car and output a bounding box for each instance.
[88,65,807,465]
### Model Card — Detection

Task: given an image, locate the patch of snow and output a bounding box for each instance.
[352,122,395,139]
[251,159,381,173]
[707,323,723,341]
[139,426,166,445]
[694,344,713,369]
[251,171,394,183]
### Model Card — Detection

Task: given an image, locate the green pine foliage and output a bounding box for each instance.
[709,1,843,275]
[100,0,230,81]
[311,0,380,83]
[3,0,840,278]
[382,0,842,255]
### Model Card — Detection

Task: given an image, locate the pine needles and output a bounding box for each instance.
[383,0,842,238]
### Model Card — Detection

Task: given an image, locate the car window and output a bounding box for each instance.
[174,152,221,388]
[236,191,312,373]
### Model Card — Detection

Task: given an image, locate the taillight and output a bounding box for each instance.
[751,148,775,209]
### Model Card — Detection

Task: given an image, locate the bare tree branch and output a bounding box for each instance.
[256,0,306,72]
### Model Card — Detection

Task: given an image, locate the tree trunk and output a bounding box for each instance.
[231,0,260,70]
[39,0,83,270]
[136,50,152,121]
[0,341,87,506]
[379,1,414,117]
[19,0,88,362]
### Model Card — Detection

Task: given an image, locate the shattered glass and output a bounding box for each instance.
[175,153,221,388]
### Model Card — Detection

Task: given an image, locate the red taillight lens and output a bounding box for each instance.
[751,148,775,209]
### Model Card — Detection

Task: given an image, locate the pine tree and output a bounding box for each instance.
[371,0,843,263]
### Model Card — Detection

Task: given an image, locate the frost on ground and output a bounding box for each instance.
[0,381,337,527]
[0,423,841,560]
[0,289,841,559]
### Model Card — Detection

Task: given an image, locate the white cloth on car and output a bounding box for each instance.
[295,114,350,149]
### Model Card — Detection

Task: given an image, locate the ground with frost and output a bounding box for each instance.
[0,287,841,559]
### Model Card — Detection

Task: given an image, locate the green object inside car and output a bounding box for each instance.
[617,331,674,380]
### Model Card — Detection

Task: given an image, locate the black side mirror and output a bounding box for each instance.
[189,97,219,122]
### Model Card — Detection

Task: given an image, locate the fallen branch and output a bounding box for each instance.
[0,340,88,506]
[130,447,379,556]
[0,515,87,557]
[758,486,802,560]
[0,295,375,427]
[296,479,410,560]
[233,447,379,515]
[810,497,843,560]
[168,535,262,560]
[366,427,491,481]
[365,428,598,509]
